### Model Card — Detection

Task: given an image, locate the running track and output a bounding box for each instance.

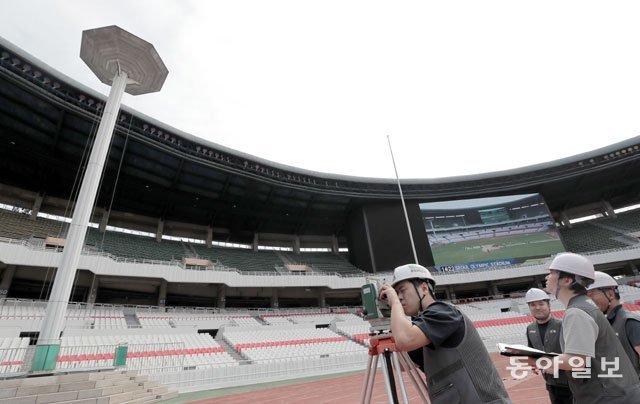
[185,353,551,403]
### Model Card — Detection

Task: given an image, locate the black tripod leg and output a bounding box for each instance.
[383,349,399,404]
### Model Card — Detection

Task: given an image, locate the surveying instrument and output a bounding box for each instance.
[359,281,429,404]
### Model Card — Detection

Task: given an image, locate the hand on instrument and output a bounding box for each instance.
[378,283,399,306]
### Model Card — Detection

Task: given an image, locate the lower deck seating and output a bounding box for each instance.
[334,323,371,346]
[57,334,237,372]
[136,312,262,328]
[3,298,640,377]
[261,311,358,325]
[0,302,127,329]
[620,285,640,304]
[0,337,30,373]
[223,328,366,362]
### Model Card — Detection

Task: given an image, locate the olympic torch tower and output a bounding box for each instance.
[33,26,168,371]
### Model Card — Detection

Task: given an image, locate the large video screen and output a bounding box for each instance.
[420,194,565,272]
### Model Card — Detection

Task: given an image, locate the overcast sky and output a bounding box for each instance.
[2,1,640,179]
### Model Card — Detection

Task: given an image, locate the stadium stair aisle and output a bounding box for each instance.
[215,338,245,363]
[124,313,141,328]
[0,369,177,403]
[253,315,269,325]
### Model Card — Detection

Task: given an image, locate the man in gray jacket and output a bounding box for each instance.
[542,253,640,403]
[525,287,572,404]
[586,270,640,378]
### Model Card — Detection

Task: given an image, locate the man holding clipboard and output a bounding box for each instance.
[524,287,572,404]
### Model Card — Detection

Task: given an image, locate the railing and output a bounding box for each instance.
[62,323,201,330]
[0,341,189,375]
[0,298,360,314]
[118,342,186,374]
[56,343,123,371]
[2,329,369,385]
[149,349,369,391]
[0,346,30,374]
[0,298,136,314]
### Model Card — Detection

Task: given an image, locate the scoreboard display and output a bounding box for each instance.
[420,194,565,271]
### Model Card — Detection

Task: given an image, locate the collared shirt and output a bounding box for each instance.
[607,304,640,346]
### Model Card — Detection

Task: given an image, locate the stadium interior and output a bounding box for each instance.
[3,33,640,402]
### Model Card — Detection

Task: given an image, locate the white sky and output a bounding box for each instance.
[2,1,640,179]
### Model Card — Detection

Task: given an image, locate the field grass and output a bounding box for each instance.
[431,232,565,265]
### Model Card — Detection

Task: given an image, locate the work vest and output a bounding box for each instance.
[561,294,640,404]
[526,317,569,387]
[422,305,511,404]
[609,304,640,378]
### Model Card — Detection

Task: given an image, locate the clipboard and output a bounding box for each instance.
[497,343,559,358]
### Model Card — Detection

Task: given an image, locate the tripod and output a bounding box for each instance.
[360,331,429,404]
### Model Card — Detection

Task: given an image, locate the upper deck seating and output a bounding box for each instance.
[0,210,366,274]
[604,210,640,233]
[282,252,364,275]
[192,245,282,272]
[0,210,68,240]
[560,221,635,252]
[85,229,187,262]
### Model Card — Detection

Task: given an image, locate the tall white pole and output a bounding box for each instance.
[387,135,419,264]
[38,71,128,344]
[31,25,167,372]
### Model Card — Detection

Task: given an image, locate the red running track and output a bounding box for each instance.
[188,353,552,404]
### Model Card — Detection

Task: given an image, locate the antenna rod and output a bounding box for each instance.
[387,134,419,264]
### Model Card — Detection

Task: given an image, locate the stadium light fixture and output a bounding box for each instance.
[614,203,640,214]
[34,26,168,372]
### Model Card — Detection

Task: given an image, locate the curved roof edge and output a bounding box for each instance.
[3,35,639,187]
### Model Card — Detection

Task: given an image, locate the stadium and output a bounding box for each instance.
[2,27,640,403]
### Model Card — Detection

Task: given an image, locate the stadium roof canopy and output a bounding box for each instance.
[2,36,640,242]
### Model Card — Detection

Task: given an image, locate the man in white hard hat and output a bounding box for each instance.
[587,271,640,377]
[542,252,640,403]
[378,263,511,403]
[524,288,572,404]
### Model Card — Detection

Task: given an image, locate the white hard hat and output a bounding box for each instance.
[525,288,550,303]
[549,252,595,280]
[391,264,435,287]
[587,271,618,290]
